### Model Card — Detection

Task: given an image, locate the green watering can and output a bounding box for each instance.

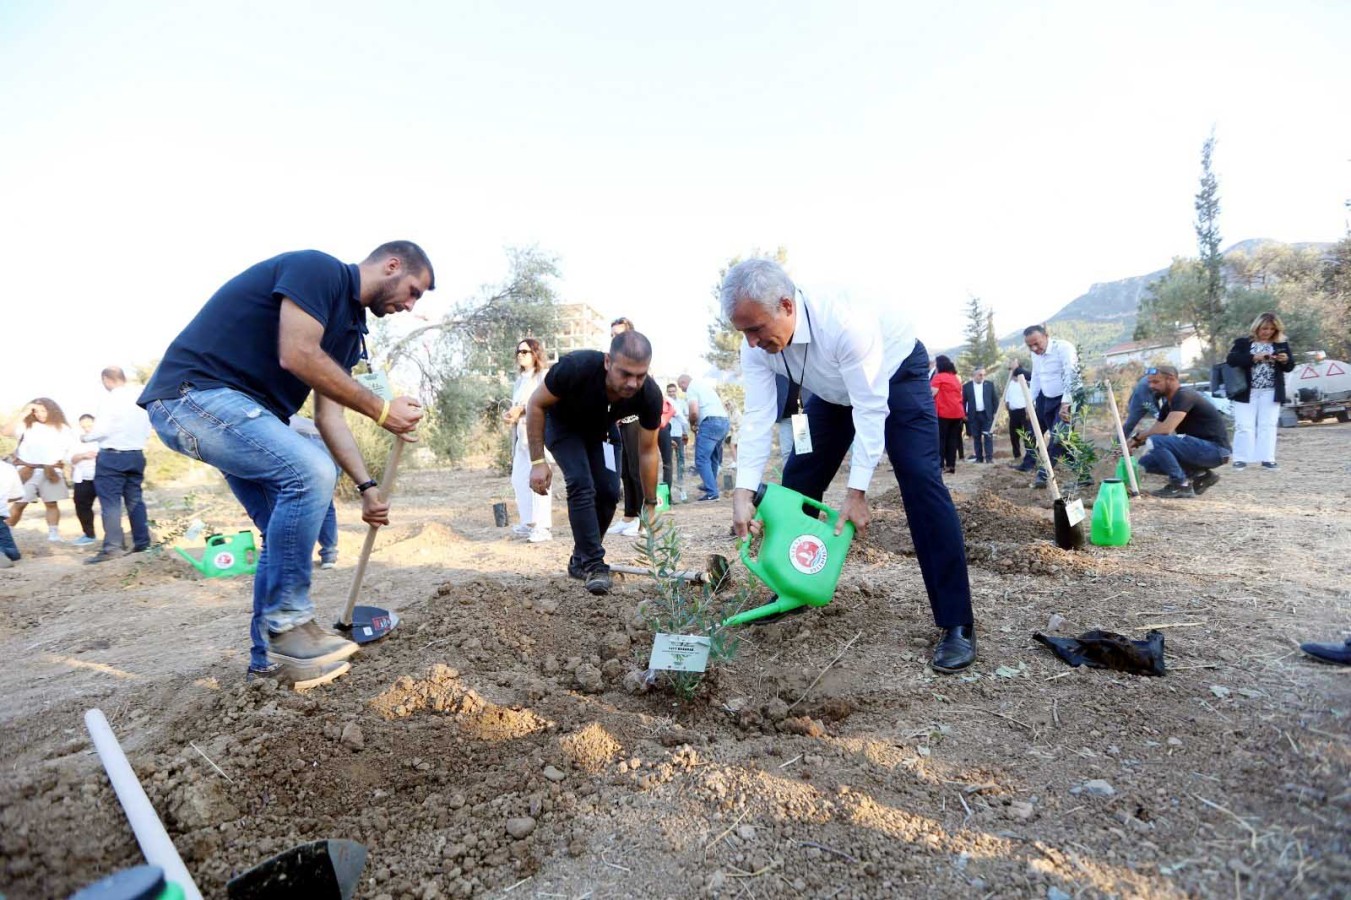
[1115,455,1141,496]
[175,531,258,578]
[1089,479,1131,546]
[723,483,855,627]
[655,482,671,513]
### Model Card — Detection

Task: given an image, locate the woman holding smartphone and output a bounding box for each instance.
[1225,312,1295,470]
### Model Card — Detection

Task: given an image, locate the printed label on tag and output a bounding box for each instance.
[788,534,828,574]
[649,633,711,673]
[791,413,813,455]
[213,551,235,569]
[603,443,617,472]
[1065,499,1086,527]
[356,371,393,401]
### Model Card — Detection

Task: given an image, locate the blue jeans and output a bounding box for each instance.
[94,449,151,553]
[545,419,620,575]
[0,518,19,561]
[1140,434,1229,485]
[301,433,340,563]
[694,415,730,497]
[147,387,336,669]
[780,341,973,628]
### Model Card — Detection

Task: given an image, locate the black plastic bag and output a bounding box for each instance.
[1033,628,1166,676]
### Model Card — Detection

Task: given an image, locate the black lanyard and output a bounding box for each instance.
[781,294,811,415]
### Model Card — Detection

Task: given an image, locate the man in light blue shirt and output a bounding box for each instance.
[678,373,730,501]
[721,259,976,673]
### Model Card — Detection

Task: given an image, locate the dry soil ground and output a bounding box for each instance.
[2,423,1349,899]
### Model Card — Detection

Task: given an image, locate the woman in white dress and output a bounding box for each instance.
[503,338,552,542]
[7,398,79,541]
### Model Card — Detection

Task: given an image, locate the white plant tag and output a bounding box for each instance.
[1065,498,1086,526]
[603,443,617,472]
[356,371,393,401]
[791,413,813,455]
[649,633,711,673]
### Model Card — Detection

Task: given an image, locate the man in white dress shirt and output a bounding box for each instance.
[82,367,153,564]
[721,259,976,673]
[1021,325,1080,486]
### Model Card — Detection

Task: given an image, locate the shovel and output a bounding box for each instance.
[610,553,732,591]
[1102,380,1141,497]
[335,437,404,644]
[1015,375,1085,550]
[83,709,366,900]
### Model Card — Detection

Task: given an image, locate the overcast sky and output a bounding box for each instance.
[2,0,1347,418]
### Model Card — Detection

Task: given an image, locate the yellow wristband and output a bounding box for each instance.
[376,399,390,428]
[531,458,547,465]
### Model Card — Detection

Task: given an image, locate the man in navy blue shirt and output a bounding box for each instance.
[140,241,433,684]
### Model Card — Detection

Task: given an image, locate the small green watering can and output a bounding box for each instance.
[1115,455,1141,496]
[1089,479,1131,547]
[175,531,258,578]
[655,482,671,513]
[722,483,855,627]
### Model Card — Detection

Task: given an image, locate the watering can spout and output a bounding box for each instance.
[174,546,209,573]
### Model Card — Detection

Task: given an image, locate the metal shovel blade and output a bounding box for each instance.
[227,839,366,900]
[335,606,400,645]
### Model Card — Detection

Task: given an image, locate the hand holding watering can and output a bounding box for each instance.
[733,486,869,540]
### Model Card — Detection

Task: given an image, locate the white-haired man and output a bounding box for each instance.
[721,259,976,672]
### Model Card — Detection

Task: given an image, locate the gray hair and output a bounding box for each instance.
[719,258,796,322]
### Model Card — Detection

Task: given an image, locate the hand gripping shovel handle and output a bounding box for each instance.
[1015,375,1063,502]
[1103,380,1140,495]
[84,708,205,900]
[340,437,405,627]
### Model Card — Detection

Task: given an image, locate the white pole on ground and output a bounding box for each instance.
[84,708,204,900]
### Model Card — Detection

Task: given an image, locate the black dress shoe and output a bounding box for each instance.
[931,625,977,673]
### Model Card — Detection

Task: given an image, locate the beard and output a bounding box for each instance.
[369,279,401,317]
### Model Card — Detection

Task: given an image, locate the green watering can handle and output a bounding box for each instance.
[206,534,227,547]
[738,529,768,587]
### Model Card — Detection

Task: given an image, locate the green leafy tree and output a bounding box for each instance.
[706,246,788,374]
[371,245,562,464]
[957,297,1002,374]
[1194,131,1225,359]
[1315,233,1351,359]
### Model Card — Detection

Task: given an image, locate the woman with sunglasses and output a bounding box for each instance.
[504,339,553,541]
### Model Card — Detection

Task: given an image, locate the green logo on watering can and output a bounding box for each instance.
[788,534,828,575]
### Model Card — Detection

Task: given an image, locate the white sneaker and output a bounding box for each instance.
[606,520,633,535]
[527,527,552,543]
[319,561,337,570]
[47,531,63,543]
[0,555,13,568]
[510,523,533,538]
[615,520,641,538]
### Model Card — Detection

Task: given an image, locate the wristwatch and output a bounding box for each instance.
[356,479,378,495]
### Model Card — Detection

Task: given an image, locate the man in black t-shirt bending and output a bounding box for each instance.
[525,331,663,595]
[1128,365,1232,498]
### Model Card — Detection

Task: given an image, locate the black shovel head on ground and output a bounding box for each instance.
[227,839,366,900]
[335,606,401,645]
[1052,498,1086,551]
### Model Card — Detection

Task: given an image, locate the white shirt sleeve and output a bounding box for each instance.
[836,308,890,492]
[734,344,781,492]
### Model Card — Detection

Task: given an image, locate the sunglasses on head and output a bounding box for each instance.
[517,348,532,354]
[1145,367,1159,375]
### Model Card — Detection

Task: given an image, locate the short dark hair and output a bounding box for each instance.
[934,354,957,375]
[101,366,126,384]
[610,330,652,363]
[365,241,435,290]
[1023,324,1047,337]
[666,382,677,390]
[79,413,95,422]
[611,317,634,331]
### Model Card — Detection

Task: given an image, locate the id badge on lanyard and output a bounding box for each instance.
[791,412,813,455]
[785,296,813,455]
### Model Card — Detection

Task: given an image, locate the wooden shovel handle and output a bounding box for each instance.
[1015,375,1063,503]
[1103,380,1140,494]
[341,437,405,626]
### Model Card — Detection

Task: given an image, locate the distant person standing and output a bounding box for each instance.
[1226,312,1295,470]
[678,372,730,500]
[70,414,100,546]
[525,331,663,595]
[664,382,690,502]
[1002,357,1032,462]
[82,367,153,564]
[608,318,643,537]
[962,366,997,463]
[6,398,77,542]
[930,356,964,474]
[1021,324,1079,486]
[504,337,552,543]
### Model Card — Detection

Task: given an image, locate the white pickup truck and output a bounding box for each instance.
[1284,358,1351,424]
